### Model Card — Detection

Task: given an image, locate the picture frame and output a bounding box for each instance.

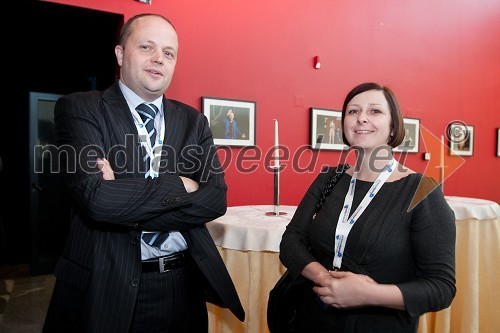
[202,96,256,147]
[497,128,500,157]
[448,122,474,156]
[393,117,420,153]
[310,108,347,151]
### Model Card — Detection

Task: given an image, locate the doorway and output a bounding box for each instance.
[1,0,123,275]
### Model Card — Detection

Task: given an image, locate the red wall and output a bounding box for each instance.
[46,0,500,204]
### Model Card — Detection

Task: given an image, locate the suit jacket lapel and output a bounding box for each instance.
[159,98,188,175]
[102,83,144,177]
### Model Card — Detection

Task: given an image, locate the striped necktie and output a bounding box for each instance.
[136,103,158,177]
[136,103,169,247]
[136,103,158,147]
[142,232,170,247]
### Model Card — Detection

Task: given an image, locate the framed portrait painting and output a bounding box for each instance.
[310,108,347,151]
[393,118,420,153]
[448,122,474,156]
[202,97,256,147]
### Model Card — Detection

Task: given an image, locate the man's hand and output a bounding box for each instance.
[180,176,199,193]
[97,158,115,180]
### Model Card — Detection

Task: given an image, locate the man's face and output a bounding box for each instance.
[115,16,179,101]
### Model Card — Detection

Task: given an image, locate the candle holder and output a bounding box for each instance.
[265,165,287,216]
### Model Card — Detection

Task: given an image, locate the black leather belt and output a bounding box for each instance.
[142,251,188,273]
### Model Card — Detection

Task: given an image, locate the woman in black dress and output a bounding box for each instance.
[279,82,456,332]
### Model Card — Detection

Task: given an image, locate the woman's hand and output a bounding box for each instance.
[313,270,405,310]
[313,270,377,309]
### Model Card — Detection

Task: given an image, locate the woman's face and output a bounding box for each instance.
[343,89,392,150]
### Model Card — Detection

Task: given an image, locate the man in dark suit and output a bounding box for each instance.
[43,13,244,333]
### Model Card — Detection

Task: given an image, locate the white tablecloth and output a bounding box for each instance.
[444,196,499,220]
[207,205,296,252]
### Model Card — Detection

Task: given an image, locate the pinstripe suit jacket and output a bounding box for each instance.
[43,82,244,332]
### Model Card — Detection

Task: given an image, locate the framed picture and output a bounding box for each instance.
[202,97,256,147]
[448,122,474,156]
[393,118,420,153]
[497,128,500,157]
[310,108,347,151]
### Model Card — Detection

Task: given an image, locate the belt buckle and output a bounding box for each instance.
[159,257,170,273]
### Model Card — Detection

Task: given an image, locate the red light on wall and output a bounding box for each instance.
[314,56,321,69]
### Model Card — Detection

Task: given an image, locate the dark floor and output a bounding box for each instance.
[0,265,54,333]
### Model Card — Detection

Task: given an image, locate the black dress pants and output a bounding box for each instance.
[129,256,208,333]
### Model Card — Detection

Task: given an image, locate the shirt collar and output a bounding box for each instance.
[118,80,163,115]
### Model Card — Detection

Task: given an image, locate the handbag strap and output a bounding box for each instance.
[313,164,350,219]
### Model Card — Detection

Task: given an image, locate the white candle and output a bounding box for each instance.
[274,119,279,168]
[440,135,444,163]
[440,135,445,184]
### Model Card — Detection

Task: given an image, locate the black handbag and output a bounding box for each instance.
[267,270,304,333]
[267,164,349,333]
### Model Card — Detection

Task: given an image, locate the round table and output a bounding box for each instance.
[418,196,500,333]
[207,205,296,252]
[206,205,295,333]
